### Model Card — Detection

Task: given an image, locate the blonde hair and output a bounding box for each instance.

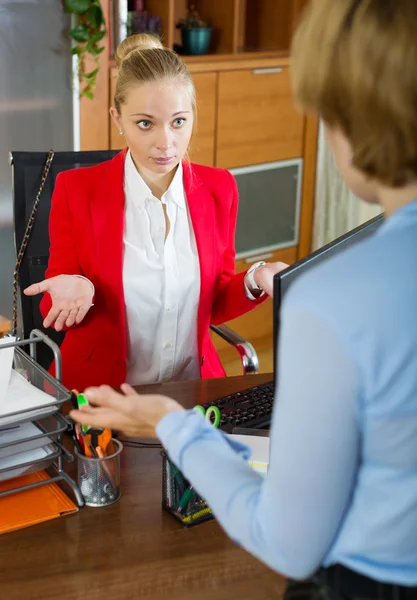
[291,0,417,187]
[114,34,196,116]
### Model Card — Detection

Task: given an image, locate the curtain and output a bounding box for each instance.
[313,123,382,250]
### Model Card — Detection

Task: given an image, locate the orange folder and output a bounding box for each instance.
[0,470,78,534]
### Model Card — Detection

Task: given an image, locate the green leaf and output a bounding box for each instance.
[71,46,80,55]
[85,4,103,29]
[65,0,91,15]
[70,24,89,42]
[87,44,105,56]
[90,30,105,43]
[81,88,94,100]
[84,67,99,80]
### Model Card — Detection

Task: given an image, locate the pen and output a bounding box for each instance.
[96,446,116,488]
[181,507,212,524]
[74,423,85,455]
[72,432,84,454]
[177,485,196,514]
[70,389,79,409]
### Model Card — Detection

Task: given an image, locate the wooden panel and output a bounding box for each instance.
[297,115,319,259]
[292,0,310,31]
[212,245,298,367]
[173,0,188,47]
[217,67,304,168]
[245,0,291,52]
[108,52,290,73]
[146,0,174,48]
[80,0,110,151]
[109,69,126,150]
[189,72,217,166]
[194,0,237,54]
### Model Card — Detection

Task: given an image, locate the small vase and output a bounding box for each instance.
[181,27,213,55]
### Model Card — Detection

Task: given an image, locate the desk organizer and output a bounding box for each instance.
[0,331,83,506]
[161,451,213,527]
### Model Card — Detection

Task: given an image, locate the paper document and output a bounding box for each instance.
[0,337,14,408]
[0,369,58,427]
[0,421,52,459]
[229,433,270,477]
[0,443,55,482]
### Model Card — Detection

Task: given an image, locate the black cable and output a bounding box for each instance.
[119,438,162,448]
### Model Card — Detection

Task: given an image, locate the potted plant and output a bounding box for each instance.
[176,5,213,56]
[63,0,107,99]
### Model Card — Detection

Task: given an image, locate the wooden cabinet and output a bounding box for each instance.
[188,72,217,166]
[216,67,304,169]
[211,245,298,369]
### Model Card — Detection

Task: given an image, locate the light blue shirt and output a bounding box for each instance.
[157,200,417,585]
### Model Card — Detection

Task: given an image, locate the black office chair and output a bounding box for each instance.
[10,150,259,375]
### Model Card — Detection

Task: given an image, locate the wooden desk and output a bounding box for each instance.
[0,374,285,600]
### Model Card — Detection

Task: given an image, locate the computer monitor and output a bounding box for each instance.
[273,213,384,375]
[207,213,385,433]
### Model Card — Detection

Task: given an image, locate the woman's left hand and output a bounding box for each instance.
[69,384,184,438]
[249,261,289,297]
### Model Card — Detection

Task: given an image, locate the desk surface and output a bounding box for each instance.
[0,374,285,600]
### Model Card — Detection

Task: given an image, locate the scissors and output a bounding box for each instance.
[81,427,112,458]
[193,405,221,428]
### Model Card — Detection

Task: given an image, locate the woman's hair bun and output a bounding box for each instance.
[115,33,164,68]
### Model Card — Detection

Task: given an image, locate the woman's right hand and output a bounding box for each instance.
[24,275,94,331]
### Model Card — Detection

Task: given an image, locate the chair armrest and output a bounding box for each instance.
[210,324,259,375]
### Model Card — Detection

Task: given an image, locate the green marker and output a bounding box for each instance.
[177,485,196,514]
[77,393,91,434]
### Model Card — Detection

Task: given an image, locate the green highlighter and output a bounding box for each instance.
[77,393,91,434]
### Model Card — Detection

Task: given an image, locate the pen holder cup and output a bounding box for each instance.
[75,439,123,507]
[161,451,213,527]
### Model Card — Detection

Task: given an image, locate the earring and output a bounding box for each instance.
[119,131,124,135]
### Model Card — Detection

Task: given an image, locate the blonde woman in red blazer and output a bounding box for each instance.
[25,35,287,391]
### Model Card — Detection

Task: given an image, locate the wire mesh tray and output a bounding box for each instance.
[0,345,71,427]
[0,412,68,459]
[0,442,61,482]
[161,452,213,527]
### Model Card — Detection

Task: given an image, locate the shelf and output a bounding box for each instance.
[111,1,305,59]
[110,50,290,75]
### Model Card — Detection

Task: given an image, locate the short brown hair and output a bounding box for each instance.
[291,0,417,187]
[114,34,196,116]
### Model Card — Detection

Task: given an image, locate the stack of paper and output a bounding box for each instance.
[0,337,58,426]
[229,433,270,477]
[0,443,56,482]
[0,421,52,459]
[0,370,58,426]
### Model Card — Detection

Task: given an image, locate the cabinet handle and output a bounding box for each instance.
[252,67,283,75]
[244,253,273,264]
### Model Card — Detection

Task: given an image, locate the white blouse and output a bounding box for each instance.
[122,151,201,385]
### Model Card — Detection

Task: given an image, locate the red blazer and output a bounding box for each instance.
[40,150,266,391]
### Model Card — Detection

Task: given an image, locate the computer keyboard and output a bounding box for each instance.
[202,380,275,433]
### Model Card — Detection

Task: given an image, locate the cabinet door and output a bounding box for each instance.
[216,67,304,169]
[189,72,216,167]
